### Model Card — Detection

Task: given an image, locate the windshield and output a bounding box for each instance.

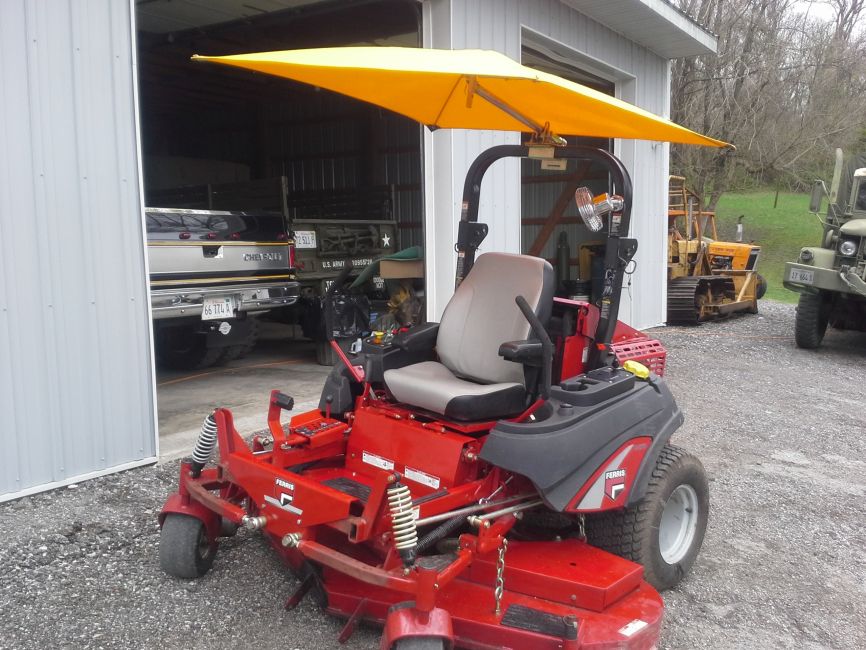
[856,180,866,212]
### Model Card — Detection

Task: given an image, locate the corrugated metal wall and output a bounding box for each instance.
[424,0,671,329]
[0,0,156,501]
[266,94,424,249]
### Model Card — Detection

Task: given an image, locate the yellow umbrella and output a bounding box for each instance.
[192,46,729,148]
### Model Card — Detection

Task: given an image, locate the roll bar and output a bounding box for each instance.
[455,144,637,370]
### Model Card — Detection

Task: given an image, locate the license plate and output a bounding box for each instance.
[789,268,814,284]
[294,230,317,249]
[202,296,235,320]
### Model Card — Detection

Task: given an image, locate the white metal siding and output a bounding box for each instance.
[0,0,156,501]
[424,0,671,330]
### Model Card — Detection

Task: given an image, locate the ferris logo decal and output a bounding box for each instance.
[265,477,303,514]
[604,468,626,500]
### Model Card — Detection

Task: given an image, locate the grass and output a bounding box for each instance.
[713,190,824,303]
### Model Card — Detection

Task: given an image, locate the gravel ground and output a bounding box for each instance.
[2,301,864,650]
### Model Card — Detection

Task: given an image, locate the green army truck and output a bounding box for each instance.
[784,149,866,348]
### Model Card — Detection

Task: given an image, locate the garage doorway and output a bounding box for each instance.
[520,43,616,302]
[135,0,424,450]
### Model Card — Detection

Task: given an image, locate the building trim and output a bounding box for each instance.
[564,0,717,58]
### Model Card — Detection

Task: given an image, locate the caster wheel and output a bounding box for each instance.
[159,514,217,579]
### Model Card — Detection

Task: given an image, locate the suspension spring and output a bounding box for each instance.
[190,412,217,478]
[387,480,417,567]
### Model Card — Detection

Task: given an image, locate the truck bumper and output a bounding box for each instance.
[150,281,300,320]
[782,262,861,296]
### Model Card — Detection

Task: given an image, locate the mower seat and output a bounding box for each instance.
[384,252,554,421]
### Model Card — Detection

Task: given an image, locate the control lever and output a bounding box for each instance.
[515,295,553,400]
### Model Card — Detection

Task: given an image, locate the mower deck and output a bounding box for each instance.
[314,539,663,650]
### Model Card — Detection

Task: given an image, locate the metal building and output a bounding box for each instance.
[1,0,156,502]
[0,0,715,501]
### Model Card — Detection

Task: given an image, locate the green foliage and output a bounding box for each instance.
[715,191,824,303]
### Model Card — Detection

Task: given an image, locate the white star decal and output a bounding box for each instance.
[382,233,391,247]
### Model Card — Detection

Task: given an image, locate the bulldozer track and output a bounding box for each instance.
[667,276,734,325]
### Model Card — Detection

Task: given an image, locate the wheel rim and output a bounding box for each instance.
[659,484,699,564]
[196,527,212,561]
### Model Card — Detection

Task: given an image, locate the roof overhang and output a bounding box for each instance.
[563,0,717,58]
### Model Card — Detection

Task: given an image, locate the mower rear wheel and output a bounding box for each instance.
[159,514,217,579]
[584,444,708,591]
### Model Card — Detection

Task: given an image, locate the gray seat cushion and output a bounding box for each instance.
[383,361,526,421]
[384,252,553,421]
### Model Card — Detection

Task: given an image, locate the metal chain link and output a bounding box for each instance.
[494,538,508,616]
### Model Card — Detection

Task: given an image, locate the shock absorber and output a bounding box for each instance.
[190,412,218,478]
[387,479,417,567]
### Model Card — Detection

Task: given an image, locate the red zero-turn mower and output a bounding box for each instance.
[160,49,715,650]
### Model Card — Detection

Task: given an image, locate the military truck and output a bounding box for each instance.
[784,149,866,348]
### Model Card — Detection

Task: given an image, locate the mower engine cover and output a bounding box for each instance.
[480,369,683,511]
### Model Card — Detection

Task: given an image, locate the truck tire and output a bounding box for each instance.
[794,291,828,349]
[156,325,223,371]
[219,317,260,363]
[584,444,709,592]
[316,339,335,366]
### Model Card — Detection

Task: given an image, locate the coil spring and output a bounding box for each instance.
[387,481,417,566]
[190,413,217,477]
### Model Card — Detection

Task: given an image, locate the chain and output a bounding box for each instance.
[577,514,586,541]
[494,538,508,616]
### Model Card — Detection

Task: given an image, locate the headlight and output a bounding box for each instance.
[839,239,858,256]
[800,249,814,263]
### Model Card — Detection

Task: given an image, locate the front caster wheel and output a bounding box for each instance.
[159,514,217,579]
[585,444,709,591]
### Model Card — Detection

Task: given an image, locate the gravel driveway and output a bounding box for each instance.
[1,301,864,650]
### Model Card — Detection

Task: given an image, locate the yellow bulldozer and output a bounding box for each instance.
[667,176,766,324]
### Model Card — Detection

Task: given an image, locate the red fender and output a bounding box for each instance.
[159,492,221,543]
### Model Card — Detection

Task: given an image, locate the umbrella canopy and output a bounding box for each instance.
[192,46,730,148]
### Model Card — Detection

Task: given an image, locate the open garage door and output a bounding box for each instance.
[135,0,424,450]
[520,44,615,303]
[136,0,424,369]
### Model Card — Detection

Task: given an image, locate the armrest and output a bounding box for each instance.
[393,322,440,352]
[498,339,543,364]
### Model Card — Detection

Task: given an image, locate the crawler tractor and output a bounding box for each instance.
[667,176,765,324]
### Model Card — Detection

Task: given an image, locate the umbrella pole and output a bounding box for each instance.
[467,78,567,146]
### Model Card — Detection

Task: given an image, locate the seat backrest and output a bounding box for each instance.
[437,252,554,385]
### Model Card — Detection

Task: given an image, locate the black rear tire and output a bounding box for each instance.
[218,317,260,363]
[794,291,828,349]
[159,514,217,579]
[316,339,335,366]
[156,325,223,370]
[584,444,709,591]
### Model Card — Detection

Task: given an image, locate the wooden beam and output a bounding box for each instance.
[527,161,592,257]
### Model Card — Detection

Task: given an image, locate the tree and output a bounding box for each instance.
[670,0,866,208]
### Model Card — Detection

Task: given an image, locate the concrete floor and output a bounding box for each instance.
[156,322,333,459]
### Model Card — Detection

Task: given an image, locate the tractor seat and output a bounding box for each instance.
[384,252,554,421]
